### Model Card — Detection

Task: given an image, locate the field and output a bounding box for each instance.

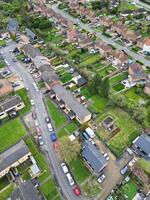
[112,83,125,92]
[98,65,116,77]
[46,98,67,129]
[57,122,79,138]
[89,95,108,113]
[96,108,139,156]
[69,157,90,184]
[0,118,26,153]
[79,54,102,67]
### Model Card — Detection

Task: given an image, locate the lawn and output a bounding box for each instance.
[0,59,5,68]
[57,122,79,138]
[79,54,102,67]
[46,98,67,129]
[109,72,128,86]
[0,118,26,153]
[112,83,125,92]
[0,177,9,190]
[89,95,108,113]
[0,184,14,200]
[98,65,116,77]
[137,158,150,175]
[60,72,72,83]
[39,178,58,200]
[80,87,92,99]
[0,40,6,47]
[97,108,139,156]
[69,157,90,183]
[15,88,31,115]
[119,1,138,11]
[119,180,138,200]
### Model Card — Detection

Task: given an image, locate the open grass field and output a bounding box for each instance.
[89,95,108,113]
[39,178,58,200]
[0,118,26,153]
[119,180,138,200]
[0,184,14,200]
[57,122,79,138]
[69,157,90,184]
[46,98,67,129]
[96,108,139,156]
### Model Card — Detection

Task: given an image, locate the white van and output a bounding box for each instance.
[85,127,95,138]
[47,123,53,132]
[66,173,74,186]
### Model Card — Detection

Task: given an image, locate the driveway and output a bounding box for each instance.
[1,42,84,200]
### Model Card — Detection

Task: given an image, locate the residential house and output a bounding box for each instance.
[0,140,31,178]
[137,38,144,49]
[26,28,37,40]
[124,29,141,43]
[82,140,107,173]
[10,180,40,200]
[144,82,150,96]
[133,134,150,158]
[21,44,42,60]
[0,95,24,119]
[128,64,147,83]
[112,50,128,66]
[72,75,87,87]
[0,79,13,96]
[33,55,50,69]
[51,83,91,124]
[95,41,112,57]
[143,38,150,53]
[67,27,78,43]
[78,34,93,49]
[7,19,18,37]
[99,17,113,27]
[111,21,127,35]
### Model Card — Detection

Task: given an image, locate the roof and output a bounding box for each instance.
[26,28,37,40]
[21,44,42,59]
[7,19,18,33]
[0,140,30,173]
[82,140,107,172]
[145,38,150,47]
[129,64,144,75]
[41,67,59,86]
[10,180,39,200]
[0,95,22,113]
[134,134,150,155]
[52,84,91,121]
[33,56,50,69]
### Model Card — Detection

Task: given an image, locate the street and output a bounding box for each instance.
[46,3,150,67]
[2,42,84,200]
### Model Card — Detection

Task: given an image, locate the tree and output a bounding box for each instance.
[59,136,81,163]
[98,77,110,97]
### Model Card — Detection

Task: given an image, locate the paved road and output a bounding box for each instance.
[132,0,150,11]
[47,4,150,67]
[2,42,83,200]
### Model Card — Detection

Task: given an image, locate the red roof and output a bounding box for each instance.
[145,38,150,46]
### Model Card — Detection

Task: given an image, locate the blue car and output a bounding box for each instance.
[50,131,57,142]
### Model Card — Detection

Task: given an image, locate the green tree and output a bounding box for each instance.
[98,77,110,97]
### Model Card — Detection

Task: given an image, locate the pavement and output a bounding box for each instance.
[2,42,84,200]
[46,3,150,67]
[132,0,150,11]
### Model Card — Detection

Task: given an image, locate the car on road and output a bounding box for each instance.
[47,123,53,132]
[53,141,59,152]
[120,166,128,175]
[45,116,50,123]
[50,131,57,142]
[30,99,35,106]
[61,162,69,174]
[35,127,41,136]
[97,174,106,183]
[103,153,109,161]
[38,136,44,146]
[72,186,81,196]
[66,173,74,186]
[32,111,37,120]
[34,120,39,127]
[33,83,39,92]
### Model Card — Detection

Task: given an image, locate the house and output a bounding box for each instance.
[67,28,78,42]
[133,134,150,158]
[144,82,150,96]
[124,29,141,42]
[72,75,87,87]
[137,38,144,49]
[102,116,114,130]
[0,79,13,96]
[82,140,107,173]
[0,140,31,178]
[26,28,37,40]
[112,50,128,66]
[128,64,147,83]
[21,44,42,60]
[95,41,112,57]
[143,38,150,53]
[33,55,50,69]
[78,35,93,49]
[99,17,113,27]
[51,83,91,124]
[0,95,24,119]
[111,22,127,35]
[7,19,18,37]
[10,180,40,200]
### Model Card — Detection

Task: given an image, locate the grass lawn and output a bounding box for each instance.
[57,122,79,138]
[119,1,138,11]
[37,80,45,89]
[98,65,116,77]
[46,98,67,129]
[137,158,150,175]
[89,95,108,113]
[0,40,6,46]
[80,87,92,99]
[79,54,102,67]
[0,184,14,200]
[0,59,5,68]
[0,177,9,190]
[69,157,90,184]
[96,108,139,156]
[119,180,138,200]
[112,83,125,92]
[39,178,58,200]
[16,53,26,61]
[15,88,31,115]
[0,118,26,153]
[109,72,128,86]
[60,72,72,83]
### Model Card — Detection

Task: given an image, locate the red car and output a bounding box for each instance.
[53,141,59,152]
[72,186,81,196]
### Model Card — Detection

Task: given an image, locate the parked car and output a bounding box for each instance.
[34,120,39,127]
[61,162,69,174]
[30,99,35,106]
[38,136,44,146]
[66,173,74,186]
[103,153,109,161]
[35,127,41,136]
[45,116,50,123]
[32,111,37,120]
[72,186,81,196]
[50,131,57,142]
[47,123,53,132]
[97,174,106,183]
[120,166,128,175]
